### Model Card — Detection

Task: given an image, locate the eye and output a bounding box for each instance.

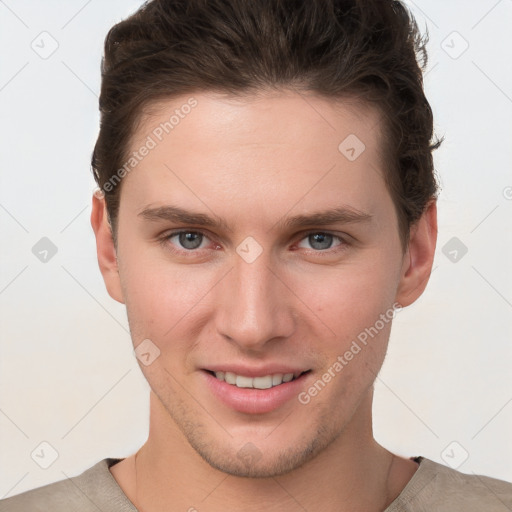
[297,232,344,251]
[167,231,210,251]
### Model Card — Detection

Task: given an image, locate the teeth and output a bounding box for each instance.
[272,374,283,386]
[224,372,236,385]
[235,375,253,388]
[213,371,301,389]
[253,376,273,389]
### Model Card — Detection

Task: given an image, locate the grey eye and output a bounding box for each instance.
[172,232,205,250]
[308,233,333,250]
[297,232,343,251]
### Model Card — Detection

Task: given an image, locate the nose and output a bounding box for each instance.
[214,251,296,352]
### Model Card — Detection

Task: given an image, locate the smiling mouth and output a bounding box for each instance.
[205,370,311,390]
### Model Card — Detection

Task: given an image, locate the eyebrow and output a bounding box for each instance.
[139,205,232,231]
[138,204,373,232]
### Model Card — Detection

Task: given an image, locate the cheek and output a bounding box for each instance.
[288,257,401,399]
[118,249,218,345]
[291,260,400,339]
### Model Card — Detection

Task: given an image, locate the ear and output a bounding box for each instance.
[395,199,437,307]
[90,191,125,304]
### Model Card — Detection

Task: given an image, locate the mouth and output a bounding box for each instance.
[201,366,313,414]
[204,369,311,389]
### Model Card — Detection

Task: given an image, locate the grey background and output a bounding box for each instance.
[1,0,511,497]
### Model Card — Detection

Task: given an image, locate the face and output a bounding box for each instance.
[94,90,429,478]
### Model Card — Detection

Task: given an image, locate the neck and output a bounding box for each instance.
[124,390,407,512]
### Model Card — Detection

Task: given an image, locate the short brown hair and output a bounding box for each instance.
[92,0,441,249]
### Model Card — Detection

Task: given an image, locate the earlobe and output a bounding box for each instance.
[395,200,437,307]
[90,191,125,304]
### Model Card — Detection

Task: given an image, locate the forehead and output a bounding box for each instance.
[122,90,392,228]
[135,89,384,156]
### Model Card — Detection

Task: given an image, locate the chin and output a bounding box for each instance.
[191,438,324,478]
[180,413,337,478]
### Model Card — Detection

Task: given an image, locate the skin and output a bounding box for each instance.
[91,89,437,511]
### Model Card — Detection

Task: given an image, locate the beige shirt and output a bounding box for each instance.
[1,456,511,511]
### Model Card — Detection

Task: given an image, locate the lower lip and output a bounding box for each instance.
[202,371,310,414]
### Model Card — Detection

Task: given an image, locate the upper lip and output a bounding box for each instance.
[203,365,310,378]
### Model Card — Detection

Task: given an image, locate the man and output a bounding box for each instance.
[2,0,511,510]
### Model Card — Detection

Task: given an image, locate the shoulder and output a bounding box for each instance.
[0,458,137,512]
[388,456,512,511]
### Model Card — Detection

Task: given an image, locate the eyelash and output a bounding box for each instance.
[159,229,350,257]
